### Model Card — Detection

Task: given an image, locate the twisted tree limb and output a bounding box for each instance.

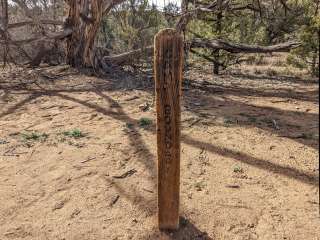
[0,28,73,45]
[8,20,64,29]
[103,46,154,65]
[101,38,300,66]
[190,38,300,53]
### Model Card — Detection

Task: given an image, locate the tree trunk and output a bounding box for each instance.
[213,0,222,75]
[213,53,219,74]
[0,0,9,64]
[65,0,105,67]
[312,29,320,77]
[0,0,8,29]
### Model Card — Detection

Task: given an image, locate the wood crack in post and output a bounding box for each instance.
[154,28,183,230]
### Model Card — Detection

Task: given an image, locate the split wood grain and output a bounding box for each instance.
[154,28,183,230]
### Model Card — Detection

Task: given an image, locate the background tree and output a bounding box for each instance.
[1,0,317,77]
[182,0,317,75]
[287,0,319,76]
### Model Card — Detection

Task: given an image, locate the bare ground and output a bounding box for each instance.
[0,64,319,240]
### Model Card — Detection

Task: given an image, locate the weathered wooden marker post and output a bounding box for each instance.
[154,29,183,230]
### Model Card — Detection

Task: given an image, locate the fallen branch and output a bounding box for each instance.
[101,38,300,66]
[8,19,64,29]
[0,28,73,45]
[190,38,301,53]
[103,46,153,65]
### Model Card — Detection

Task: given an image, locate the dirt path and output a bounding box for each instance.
[0,66,319,240]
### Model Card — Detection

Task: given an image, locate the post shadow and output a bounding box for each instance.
[144,217,214,240]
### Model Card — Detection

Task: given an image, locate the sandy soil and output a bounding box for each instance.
[0,65,319,240]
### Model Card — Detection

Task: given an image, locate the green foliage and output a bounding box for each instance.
[286,54,306,69]
[92,0,320,76]
[266,68,278,76]
[187,0,319,74]
[97,0,168,54]
[233,166,244,173]
[21,132,48,142]
[163,2,180,28]
[194,181,206,191]
[125,123,134,129]
[288,12,319,76]
[63,129,85,139]
[138,117,152,127]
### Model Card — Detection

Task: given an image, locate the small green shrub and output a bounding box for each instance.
[265,68,278,76]
[21,132,48,142]
[138,117,152,127]
[286,54,307,69]
[233,166,244,173]
[248,116,257,123]
[194,181,206,191]
[63,129,85,138]
[255,55,268,65]
[223,117,235,126]
[254,68,262,75]
[125,123,134,129]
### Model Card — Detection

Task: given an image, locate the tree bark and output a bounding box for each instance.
[64,0,126,68]
[64,0,105,67]
[0,0,9,64]
[0,0,8,30]
[213,1,222,75]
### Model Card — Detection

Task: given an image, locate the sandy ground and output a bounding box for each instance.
[0,64,319,240]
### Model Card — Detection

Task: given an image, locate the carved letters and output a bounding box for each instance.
[155,29,183,230]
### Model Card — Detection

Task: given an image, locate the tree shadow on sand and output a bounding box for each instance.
[184,89,319,150]
[1,82,318,186]
[182,134,319,187]
[0,71,318,234]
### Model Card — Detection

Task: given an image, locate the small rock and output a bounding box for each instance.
[247,223,255,228]
[138,103,150,112]
[109,195,120,206]
[227,225,235,231]
[225,184,240,189]
[0,139,9,144]
[193,102,203,106]
[53,201,65,211]
[71,209,81,218]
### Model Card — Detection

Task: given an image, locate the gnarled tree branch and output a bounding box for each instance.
[8,19,64,29]
[101,39,300,66]
[190,38,300,53]
[103,46,154,65]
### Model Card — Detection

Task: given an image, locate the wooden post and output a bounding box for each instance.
[154,28,183,230]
